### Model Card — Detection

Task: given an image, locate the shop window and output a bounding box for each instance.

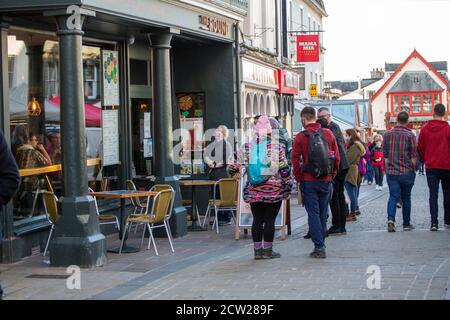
[433,93,440,106]
[411,95,421,113]
[400,96,410,113]
[177,92,206,175]
[8,33,112,224]
[130,59,149,86]
[423,95,432,113]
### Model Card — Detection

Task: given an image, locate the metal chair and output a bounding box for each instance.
[119,187,175,255]
[88,187,120,230]
[202,178,238,233]
[42,191,59,256]
[126,180,147,214]
[30,175,54,217]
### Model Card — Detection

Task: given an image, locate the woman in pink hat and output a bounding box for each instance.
[230,115,292,259]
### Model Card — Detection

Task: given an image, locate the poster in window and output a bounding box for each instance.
[102,50,120,106]
[102,109,120,166]
[144,112,151,138]
[177,92,205,119]
[143,138,153,158]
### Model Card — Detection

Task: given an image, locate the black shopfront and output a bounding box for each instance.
[0,0,244,266]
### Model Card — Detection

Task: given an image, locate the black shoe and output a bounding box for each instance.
[303,232,311,239]
[254,248,263,260]
[388,221,396,232]
[310,247,326,259]
[396,202,402,209]
[403,224,414,231]
[355,210,361,216]
[262,247,281,259]
[328,227,347,236]
[431,224,438,231]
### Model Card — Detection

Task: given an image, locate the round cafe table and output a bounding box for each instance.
[177,180,217,232]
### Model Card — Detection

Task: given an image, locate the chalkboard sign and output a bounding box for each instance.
[235,167,287,240]
[102,109,120,166]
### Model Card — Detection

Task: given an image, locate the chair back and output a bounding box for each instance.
[42,191,59,224]
[126,180,141,207]
[44,175,54,193]
[216,178,238,207]
[150,189,174,223]
[88,187,100,215]
[150,184,172,192]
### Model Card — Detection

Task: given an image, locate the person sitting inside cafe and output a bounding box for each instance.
[15,133,52,217]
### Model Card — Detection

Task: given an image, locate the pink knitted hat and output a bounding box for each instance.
[255,115,272,135]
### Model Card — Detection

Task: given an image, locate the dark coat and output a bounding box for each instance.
[0,130,20,207]
[328,122,350,172]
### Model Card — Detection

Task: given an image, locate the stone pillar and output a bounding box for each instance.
[148,30,187,238]
[44,6,106,267]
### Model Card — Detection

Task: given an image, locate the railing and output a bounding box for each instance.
[205,0,249,15]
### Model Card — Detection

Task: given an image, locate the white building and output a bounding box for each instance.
[287,0,327,100]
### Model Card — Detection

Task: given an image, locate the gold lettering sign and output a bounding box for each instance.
[199,15,229,36]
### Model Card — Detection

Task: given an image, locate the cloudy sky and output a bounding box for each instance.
[323,0,450,81]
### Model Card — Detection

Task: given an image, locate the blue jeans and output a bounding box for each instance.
[345,182,358,213]
[302,181,332,249]
[386,172,416,225]
[364,160,373,183]
[426,169,450,226]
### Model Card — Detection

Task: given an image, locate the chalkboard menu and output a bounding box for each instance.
[102,109,120,166]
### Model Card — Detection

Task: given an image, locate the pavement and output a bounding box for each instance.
[1,174,449,300]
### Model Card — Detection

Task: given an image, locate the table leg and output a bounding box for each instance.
[108,198,139,253]
[188,185,206,232]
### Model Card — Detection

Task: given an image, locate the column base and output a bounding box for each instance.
[0,237,26,263]
[153,176,187,238]
[49,196,107,267]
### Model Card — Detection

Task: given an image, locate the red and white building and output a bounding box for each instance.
[370,49,450,131]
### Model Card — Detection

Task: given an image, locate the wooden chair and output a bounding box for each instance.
[119,187,175,255]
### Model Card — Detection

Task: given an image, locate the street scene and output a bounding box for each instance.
[0,0,449,303]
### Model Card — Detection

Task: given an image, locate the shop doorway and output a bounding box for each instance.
[131,98,153,177]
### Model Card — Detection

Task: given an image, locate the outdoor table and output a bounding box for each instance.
[178,180,216,232]
[89,190,158,253]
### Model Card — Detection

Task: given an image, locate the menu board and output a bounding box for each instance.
[102,50,120,106]
[235,167,286,240]
[144,112,151,138]
[102,109,120,166]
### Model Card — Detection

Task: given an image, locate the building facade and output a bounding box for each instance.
[371,50,450,131]
[0,0,247,265]
[287,0,327,100]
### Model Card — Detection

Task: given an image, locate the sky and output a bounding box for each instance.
[323,0,450,81]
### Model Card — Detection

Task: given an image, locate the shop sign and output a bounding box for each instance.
[242,59,278,89]
[278,70,300,94]
[199,15,229,36]
[310,84,318,97]
[297,35,320,62]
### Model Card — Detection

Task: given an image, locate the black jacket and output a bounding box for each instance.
[0,130,20,207]
[328,122,349,172]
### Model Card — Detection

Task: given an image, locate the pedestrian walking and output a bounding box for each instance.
[371,139,385,190]
[231,115,292,259]
[417,104,450,231]
[0,130,21,300]
[383,112,417,232]
[292,107,340,258]
[317,107,349,236]
[344,129,365,222]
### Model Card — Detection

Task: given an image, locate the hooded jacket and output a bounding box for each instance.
[418,120,450,170]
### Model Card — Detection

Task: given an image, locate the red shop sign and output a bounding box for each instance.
[297,35,320,62]
[277,70,299,94]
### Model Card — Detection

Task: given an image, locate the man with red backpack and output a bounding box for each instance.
[292,107,340,259]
